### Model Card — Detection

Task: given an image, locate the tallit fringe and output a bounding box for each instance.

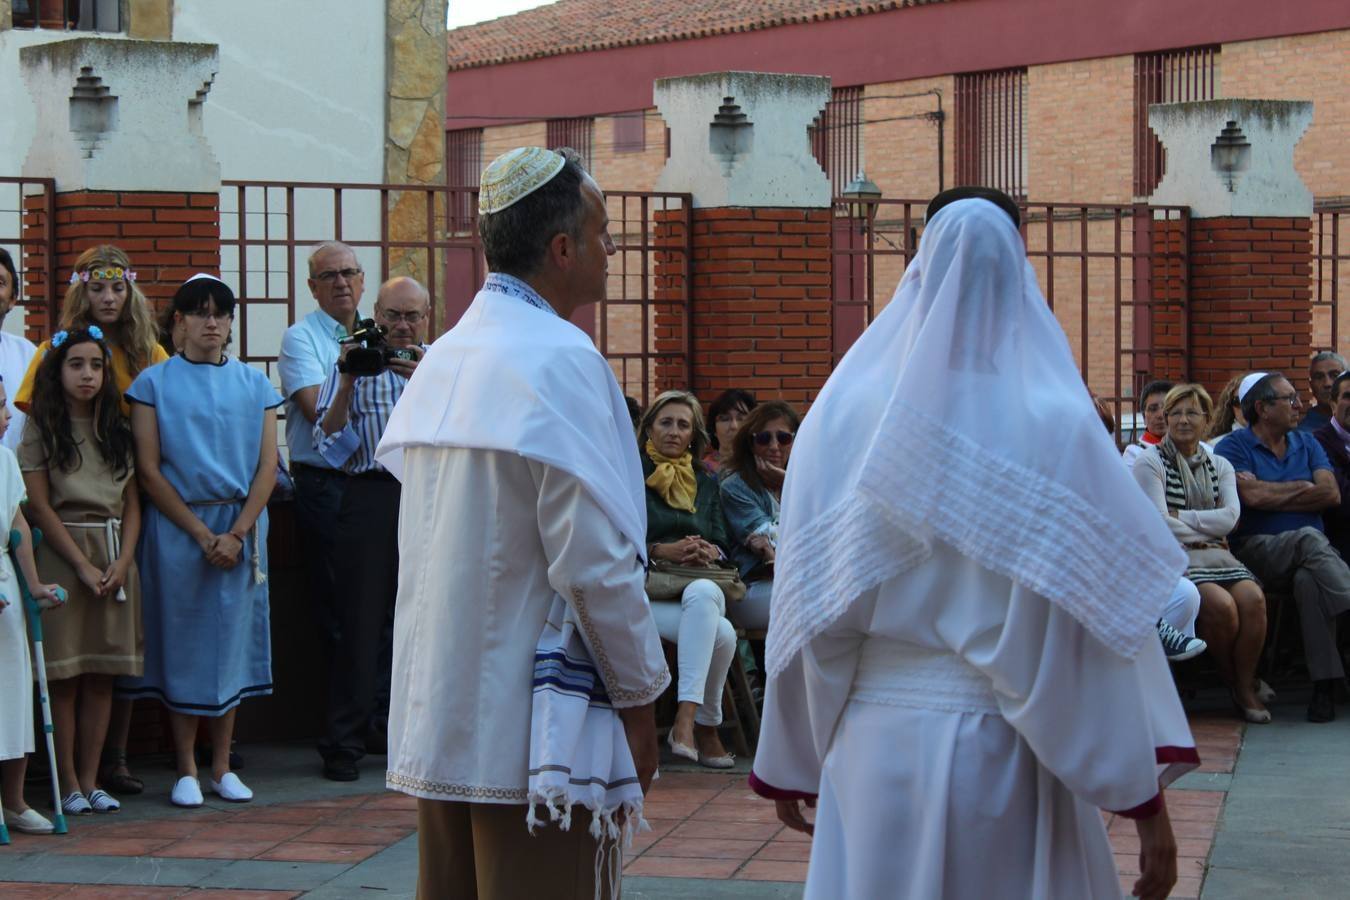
[525,786,647,900]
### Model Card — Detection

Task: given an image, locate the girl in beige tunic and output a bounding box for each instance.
[18,326,141,816]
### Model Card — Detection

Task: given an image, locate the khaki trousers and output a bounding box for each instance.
[1234,526,1350,680]
[416,798,619,900]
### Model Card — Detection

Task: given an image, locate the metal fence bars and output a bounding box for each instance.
[831,198,1190,441]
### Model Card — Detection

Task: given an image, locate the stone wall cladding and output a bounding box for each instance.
[21,190,220,342]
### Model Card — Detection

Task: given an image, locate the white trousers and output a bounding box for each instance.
[1162,577,1201,638]
[650,579,736,726]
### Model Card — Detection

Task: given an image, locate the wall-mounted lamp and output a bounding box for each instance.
[841,171,881,234]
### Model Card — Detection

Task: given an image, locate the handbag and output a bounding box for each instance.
[645,558,746,604]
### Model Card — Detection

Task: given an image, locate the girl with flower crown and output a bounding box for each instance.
[14,244,168,417]
[18,326,141,815]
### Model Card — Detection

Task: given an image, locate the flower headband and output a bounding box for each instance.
[50,325,104,349]
[69,267,136,285]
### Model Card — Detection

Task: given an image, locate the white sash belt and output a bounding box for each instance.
[849,639,1000,715]
[188,498,265,585]
[63,518,126,602]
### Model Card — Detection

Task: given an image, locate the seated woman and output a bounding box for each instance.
[703,388,756,477]
[720,400,799,632]
[1206,373,1248,442]
[1134,383,1270,723]
[639,390,737,769]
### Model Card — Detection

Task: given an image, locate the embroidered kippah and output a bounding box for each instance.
[478,147,567,215]
[1238,372,1269,402]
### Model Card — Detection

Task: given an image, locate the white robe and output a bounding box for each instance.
[752,542,1198,899]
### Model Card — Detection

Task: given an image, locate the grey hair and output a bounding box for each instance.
[1310,350,1348,372]
[478,148,588,279]
[1241,372,1285,426]
[307,241,358,276]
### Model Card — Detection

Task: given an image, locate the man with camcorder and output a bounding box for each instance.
[311,276,430,781]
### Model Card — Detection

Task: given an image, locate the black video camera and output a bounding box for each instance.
[337,318,420,377]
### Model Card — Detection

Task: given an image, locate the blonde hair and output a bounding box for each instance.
[1163,383,1214,425]
[638,390,710,460]
[59,245,160,374]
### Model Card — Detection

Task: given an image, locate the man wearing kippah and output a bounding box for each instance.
[376,148,669,898]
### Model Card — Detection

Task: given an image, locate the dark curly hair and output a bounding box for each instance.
[29,328,134,477]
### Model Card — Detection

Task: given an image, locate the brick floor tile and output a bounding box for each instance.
[290,795,370,809]
[179,891,303,898]
[773,825,813,843]
[337,809,418,828]
[622,855,742,878]
[79,818,206,839]
[669,819,782,841]
[358,793,418,811]
[1113,851,1140,876]
[0,884,68,899]
[751,840,812,862]
[257,840,383,863]
[641,801,710,819]
[298,824,412,845]
[51,835,177,856]
[210,823,312,843]
[645,836,764,860]
[691,803,784,823]
[223,807,339,825]
[60,887,181,898]
[153,837,282,859]
[735,859,811,882]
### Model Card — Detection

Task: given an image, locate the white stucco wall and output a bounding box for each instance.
[0,3,388,348]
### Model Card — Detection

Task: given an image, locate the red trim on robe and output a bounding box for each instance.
[748,771,817,802]
[1111,746,1201,819]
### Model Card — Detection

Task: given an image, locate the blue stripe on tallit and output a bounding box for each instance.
[533,648,611,705]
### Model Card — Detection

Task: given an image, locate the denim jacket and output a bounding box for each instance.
[720,471,779,580]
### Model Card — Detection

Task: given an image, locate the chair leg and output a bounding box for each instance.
[727,651,760,750]
[721,681,750,757]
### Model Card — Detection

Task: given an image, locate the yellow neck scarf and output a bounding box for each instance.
[645,439,698,513]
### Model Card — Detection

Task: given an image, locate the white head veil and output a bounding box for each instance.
[766,198,1188,677]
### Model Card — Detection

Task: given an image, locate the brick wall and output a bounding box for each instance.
[1184,216,1313,398]
[1028,55,1135,203]
[656,207,833,409]
[21,190,220,342]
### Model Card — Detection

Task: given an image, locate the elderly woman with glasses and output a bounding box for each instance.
[1134,383,1270,722]
[639,390,737,768]
[720,401,800,632]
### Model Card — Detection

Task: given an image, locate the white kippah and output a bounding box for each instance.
[1238,372,1269,402]
[478,147,567,215]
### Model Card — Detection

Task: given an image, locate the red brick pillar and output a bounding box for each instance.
[22,190,221,341]
[1186,217,1313,398]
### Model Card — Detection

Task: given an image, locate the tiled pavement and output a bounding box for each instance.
[0,708,1245,897]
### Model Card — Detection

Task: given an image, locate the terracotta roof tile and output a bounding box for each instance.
[447,0,952,71]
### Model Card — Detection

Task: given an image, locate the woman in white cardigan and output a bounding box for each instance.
[1133,383,1270,722]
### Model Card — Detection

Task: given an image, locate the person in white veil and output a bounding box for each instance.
[748,188,1199,900]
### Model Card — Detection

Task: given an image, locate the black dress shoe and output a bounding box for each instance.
[1307,680,1336,723]
[323,754,360,782]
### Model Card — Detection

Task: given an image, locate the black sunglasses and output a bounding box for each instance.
[753,430,794,447]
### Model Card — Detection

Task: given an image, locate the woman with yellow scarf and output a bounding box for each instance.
[639,390,737,768]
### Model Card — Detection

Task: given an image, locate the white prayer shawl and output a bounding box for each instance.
[767,199,1188,678]
[376,287,649,848]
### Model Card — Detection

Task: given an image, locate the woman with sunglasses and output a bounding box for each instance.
[720,401,800,631]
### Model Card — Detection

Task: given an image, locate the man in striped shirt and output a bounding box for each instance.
[312,276,429,780]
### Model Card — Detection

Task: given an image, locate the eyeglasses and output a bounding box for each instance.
[377,309,425,325]
[184,310,232,322]
[1166,410,1206,420]
[313,268,364,283]
[753,430,794,447]
[1267,393,1300,407]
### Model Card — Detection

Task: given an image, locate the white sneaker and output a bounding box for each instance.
[171,775,203,808]
[210,772,253,803]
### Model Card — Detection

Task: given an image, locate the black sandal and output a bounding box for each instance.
[99,749,144,795]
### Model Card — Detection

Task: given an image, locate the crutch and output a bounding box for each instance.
[9,528,68,835]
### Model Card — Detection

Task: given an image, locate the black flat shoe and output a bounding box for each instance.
[323,754,360,782]
[1307,681,1336,723]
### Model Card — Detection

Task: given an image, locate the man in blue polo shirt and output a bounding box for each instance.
[1216,371,1350,723]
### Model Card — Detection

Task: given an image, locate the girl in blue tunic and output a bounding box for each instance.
[121,274,282,808]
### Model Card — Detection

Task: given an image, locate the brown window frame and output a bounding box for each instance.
[955,68,1028,200]
[1134,46,1219,197]
[809,86,863,198]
